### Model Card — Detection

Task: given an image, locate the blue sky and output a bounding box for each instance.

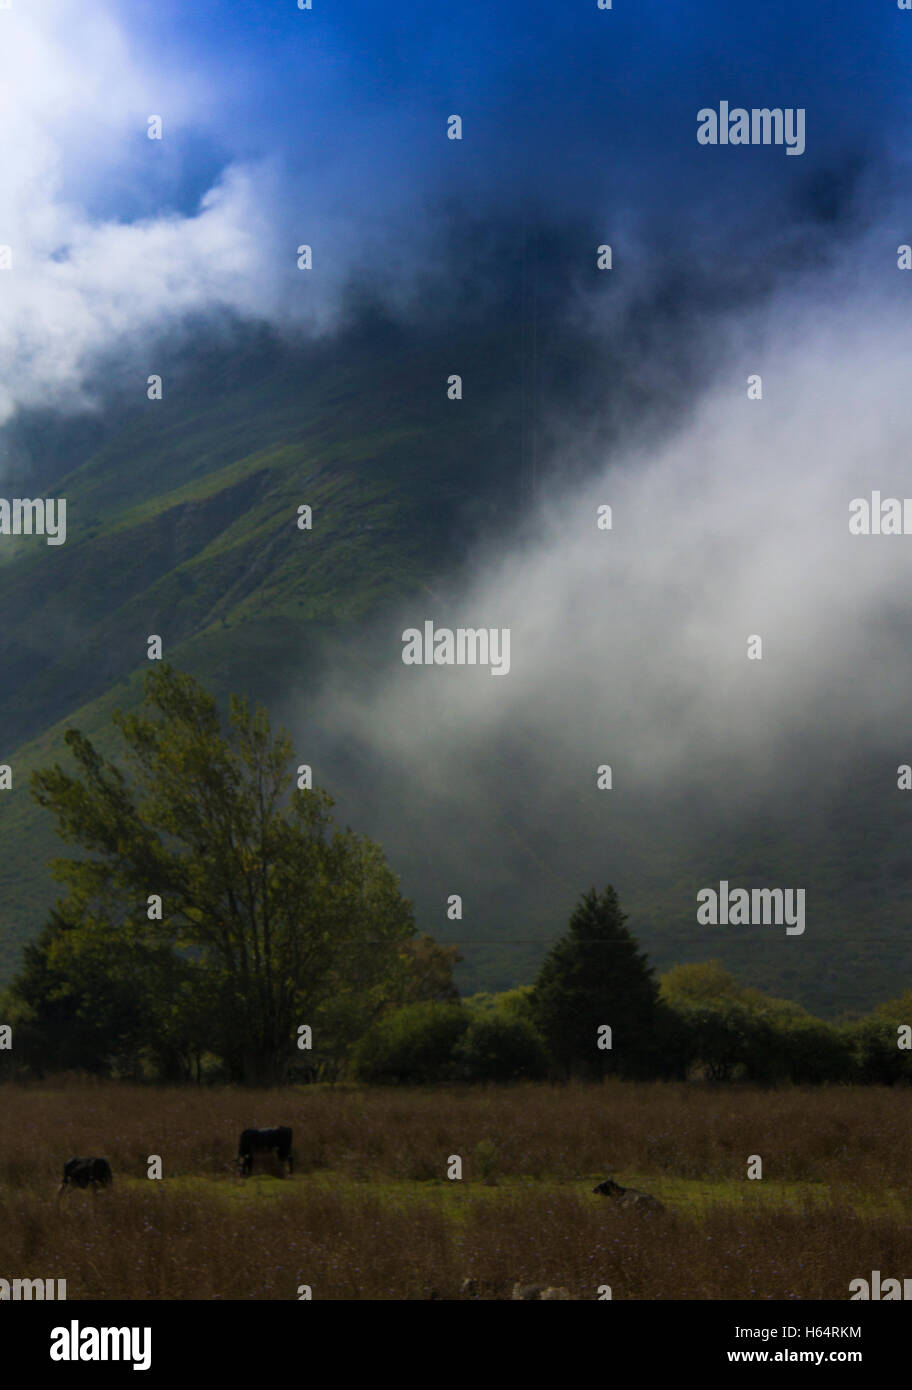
[2,0,910,424]
[126,0,912,226]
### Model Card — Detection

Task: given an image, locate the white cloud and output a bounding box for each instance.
[0,1,311,424]
[322,278,912,799]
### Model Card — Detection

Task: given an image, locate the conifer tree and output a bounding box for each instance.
[531,886,660,1079]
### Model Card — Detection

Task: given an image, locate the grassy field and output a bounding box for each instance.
[1,1079,910,1300]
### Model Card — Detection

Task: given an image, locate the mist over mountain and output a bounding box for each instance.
[3,194,912,1014]
[2,0,912,1014]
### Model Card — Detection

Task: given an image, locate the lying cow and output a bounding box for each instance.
[592,1176,664,1211]
[237,1126,293,1177]
[59,1157,113,1195]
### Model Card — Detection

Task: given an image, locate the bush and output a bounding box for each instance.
[666,997,761,1081]
[351,1002,470,1084]
[849,1017,912,1085]
[463,987,537,1024]
[744,1012,854,1085]
[646,1000,699,1080]
[453,1014,549,1083]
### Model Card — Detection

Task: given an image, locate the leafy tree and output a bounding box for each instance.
[740,995,853,1085]
[875,989,912,1025]
[29,664,417,1084]
[4,909,158,1077]
[659,959,743,1004]
[530,886,660,1079]
[661,966,856,1084]
[396,936,462,1006]
[306,936,461,1082]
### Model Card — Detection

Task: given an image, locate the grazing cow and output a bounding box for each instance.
[237,1126,293,1177]
[59,1158,113,1195]
[593,1176,664,1211]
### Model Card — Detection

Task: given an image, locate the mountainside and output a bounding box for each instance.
[1,319,911,1017]
[0,315,531,981]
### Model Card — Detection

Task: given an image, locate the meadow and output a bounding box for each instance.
[1,1080,909,1300]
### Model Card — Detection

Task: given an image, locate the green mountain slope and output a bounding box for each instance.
[1,323,911,1018]
[0,323,527,979]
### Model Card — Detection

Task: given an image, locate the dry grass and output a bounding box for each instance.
[1,1079,909,1299]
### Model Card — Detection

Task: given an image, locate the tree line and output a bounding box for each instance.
[350,890,911,1087]
[0,665,909,1086]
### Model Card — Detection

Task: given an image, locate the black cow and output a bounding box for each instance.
[237,1126,293,1177]
[59,1157,113,1195]
[593,1176,664,1211]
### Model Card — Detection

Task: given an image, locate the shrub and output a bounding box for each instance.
[743,1012,853,1085]
[666,997,760,1081]
[351,1002,470,1084]
[453,1013,549,1082]
[849,1016,912,1085]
